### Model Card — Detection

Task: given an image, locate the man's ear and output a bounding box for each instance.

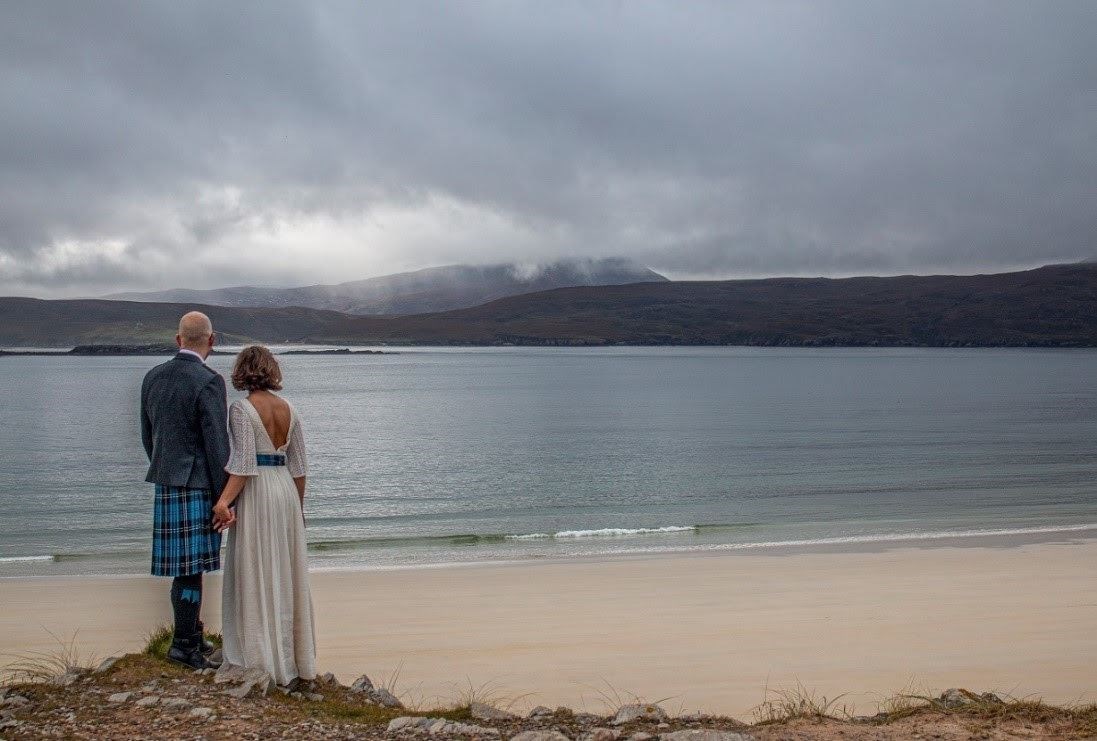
[175,334,183,349]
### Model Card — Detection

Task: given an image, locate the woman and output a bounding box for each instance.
[212,345,316,686]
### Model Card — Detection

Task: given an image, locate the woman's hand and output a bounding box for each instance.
[212,500,236,532]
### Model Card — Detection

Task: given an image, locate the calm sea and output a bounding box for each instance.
[1,347,1095,576]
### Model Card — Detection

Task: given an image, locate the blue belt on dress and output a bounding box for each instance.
[256,454,286,467]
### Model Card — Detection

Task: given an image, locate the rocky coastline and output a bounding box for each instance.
[2,648,1093,740]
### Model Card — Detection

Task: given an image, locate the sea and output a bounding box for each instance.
[1,347,1096,577]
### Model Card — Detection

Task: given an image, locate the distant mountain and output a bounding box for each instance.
[104,258,668,315]
[6,263,1097,348]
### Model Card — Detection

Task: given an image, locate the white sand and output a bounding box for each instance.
[2,540,1095,717]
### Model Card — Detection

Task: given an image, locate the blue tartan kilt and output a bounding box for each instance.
[151,485,222,577]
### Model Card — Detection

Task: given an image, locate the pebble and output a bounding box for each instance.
[189,706,215,720]
[470,701,518,721]
[511,732,570,741]
[135,696,160,708]
[528,706,555,718]
[107,692,133,703]
[388,716,501,736]
[659,732,755,741]
[579,728,620,741]
[1,695,30,708]
[160,697,193,713]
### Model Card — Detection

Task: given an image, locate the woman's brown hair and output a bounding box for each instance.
[231,345,283,392]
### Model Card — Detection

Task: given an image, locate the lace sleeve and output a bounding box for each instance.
[286,414,308,478]
[224,402,258,476]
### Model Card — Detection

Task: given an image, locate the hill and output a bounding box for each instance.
[5,263,1097,347]
[103,258,668,315]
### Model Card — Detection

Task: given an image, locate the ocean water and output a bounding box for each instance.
[1,347,1096,577]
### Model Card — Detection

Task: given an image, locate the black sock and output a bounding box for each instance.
[170,573,203,647]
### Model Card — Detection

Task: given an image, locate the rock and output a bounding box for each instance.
[52,671,82,687]
[318,672,340,686]
[219,667,275,699]
[0,695,29,708]
[471,701,518,721]
[612,704,670,726]
[372,687,404,708]
[388,716,431,732]
[659,732,755,741]
[189,706,215,720]
[579,729,620,741]
[628,733,655,741]
[937,688,978,709]
[135,696,160,708]
[213,664,247,684]
[388,716,500,736]
[528,706,555,719]
[306,693,324,701]
[575,713,602,725]
[160,697,193,714]
[94,656,122,674]
[511,732,570,741]
[0,719,21,730]
[447,721,501,736]
[107,692,133,703]
[350,674,374,692]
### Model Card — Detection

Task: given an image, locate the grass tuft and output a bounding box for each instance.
[751,680,851,725]
[445,677,531,715]
[2,629,98,684]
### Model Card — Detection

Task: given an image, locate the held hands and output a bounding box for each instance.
[212,500,236,532]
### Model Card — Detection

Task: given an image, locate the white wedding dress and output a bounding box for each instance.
[221,397,316,684]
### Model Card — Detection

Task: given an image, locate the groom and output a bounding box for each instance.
[140,311,230,670]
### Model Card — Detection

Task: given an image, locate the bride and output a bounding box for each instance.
[212,345,316,685]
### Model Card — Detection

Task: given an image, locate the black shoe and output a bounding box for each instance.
[195,621,217,656]
[167,641,216,671]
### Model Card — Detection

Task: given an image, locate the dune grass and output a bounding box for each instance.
[2,629,98,684]
[751,680,851,725]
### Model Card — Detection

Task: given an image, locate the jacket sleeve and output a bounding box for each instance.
[140,376,153,460]
[198,374,231,495]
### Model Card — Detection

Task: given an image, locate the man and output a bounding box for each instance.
[141,311,230,670]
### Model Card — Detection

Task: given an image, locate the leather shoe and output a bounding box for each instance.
[195,621,217,656]
[166,641,217,671]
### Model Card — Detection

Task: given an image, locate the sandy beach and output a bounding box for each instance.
[2,538,1095,718]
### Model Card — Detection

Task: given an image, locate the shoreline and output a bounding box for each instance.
[3,538,1095,716]
[3,522,1095,580]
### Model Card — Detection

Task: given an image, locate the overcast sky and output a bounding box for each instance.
[1,2,1095,297]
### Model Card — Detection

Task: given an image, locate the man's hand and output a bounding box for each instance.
[212,501,236,532]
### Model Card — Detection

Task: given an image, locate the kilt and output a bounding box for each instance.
[151,485,222,576]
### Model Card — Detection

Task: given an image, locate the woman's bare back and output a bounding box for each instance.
[246,391,292,449]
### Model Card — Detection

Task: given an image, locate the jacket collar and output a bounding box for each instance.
[175,349,206,364]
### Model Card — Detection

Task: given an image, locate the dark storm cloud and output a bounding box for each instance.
[1,1,1095,295]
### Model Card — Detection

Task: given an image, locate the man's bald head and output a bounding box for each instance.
[176,311,215,357]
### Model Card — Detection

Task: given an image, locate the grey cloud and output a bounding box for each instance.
[1,1,1095,296]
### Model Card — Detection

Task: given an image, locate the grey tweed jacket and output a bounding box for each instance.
[140,352,231,495]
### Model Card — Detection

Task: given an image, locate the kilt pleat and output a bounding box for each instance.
[151,485,222,576]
